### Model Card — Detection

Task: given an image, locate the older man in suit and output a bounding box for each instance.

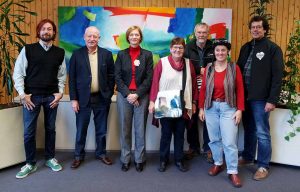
[69,26,115,169]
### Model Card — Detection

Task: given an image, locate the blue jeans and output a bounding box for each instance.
[74,101,110,160]
[242,100,271,168]
[117,92,149,164]
[159,117,185,163]
[23,95,57,165]
[205,102,239,174]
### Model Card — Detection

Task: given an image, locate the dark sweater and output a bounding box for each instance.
[25,42,65,95]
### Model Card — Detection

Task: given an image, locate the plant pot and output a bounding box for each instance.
[269,108,300,166]
[0,105,25,169]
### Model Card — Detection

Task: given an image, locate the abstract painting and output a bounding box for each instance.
[58,7,232,68]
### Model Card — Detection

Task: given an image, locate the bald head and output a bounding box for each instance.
[84,26,100,51]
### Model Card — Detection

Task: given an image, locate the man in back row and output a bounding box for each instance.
[184,22,214,162]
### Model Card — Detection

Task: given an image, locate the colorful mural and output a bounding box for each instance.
[58,7,232,67]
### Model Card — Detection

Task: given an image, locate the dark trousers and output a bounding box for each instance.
[159,117,185,163]
[187,109,210,152]
[23,95,57,165]
[74,93,110,160]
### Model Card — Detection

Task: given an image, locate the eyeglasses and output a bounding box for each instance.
[172,46,184,50]
[251,25,263,30]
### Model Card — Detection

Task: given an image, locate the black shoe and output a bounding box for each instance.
[175,162,188,172]
[121,163,130,172]
[158,162,167,172]
[134,162,144,172]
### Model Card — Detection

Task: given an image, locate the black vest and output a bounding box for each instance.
[24,43,65,95]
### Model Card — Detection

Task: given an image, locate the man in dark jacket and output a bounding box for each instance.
[237,16,284,181]
[184,23,214,162]
[69,26,115,169]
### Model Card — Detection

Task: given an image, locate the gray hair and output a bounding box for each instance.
[194,22,210,33]
[84,26,100,37]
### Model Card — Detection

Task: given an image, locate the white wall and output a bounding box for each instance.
[36,95,187,151]
[34,95,300,166]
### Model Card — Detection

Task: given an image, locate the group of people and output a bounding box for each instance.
[13,15,284,188]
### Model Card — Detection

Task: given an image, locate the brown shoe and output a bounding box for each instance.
[205,150,214,164]
[228,174,242,188]
[71,159,83,169]
[238,157,254,166]
[184,148,200,160]
[98,156,113,165]
[253,167,269,181]
[208,165,224,176]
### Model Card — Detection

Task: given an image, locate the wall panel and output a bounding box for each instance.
[1,0,299,103]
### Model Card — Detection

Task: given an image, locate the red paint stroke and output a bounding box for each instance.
[113,35,119,45]
[210,23,227,39]
[104,7,175,18]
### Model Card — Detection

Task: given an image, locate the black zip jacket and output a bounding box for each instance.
[184,39,214,75]
[237,37,284,104]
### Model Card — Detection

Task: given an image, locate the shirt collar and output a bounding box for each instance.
[39,40,52,51]
[88,47,98,55]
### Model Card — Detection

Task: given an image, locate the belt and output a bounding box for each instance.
[129,89,136,93]
[212,98,225,102]
[90,92,100,97]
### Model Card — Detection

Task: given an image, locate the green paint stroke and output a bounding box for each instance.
[118,33,130,50]
[59,40,81,58]
[58,7,76,26]
[83,10,96,21]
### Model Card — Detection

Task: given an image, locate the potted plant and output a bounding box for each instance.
[279,20,300,141]
[246,0,300,166]
[0,0,36,101]
[0,0,36,169]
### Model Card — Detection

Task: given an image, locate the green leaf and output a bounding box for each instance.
[11,32,30,36]
[14,3,28,9]
[24,11,37,16]
[284,136,290,141]
[289,132,296,137]
[2,70,7,87]
[12,22,22,33]
[296,127,300,132]
[4,15,11,31]
[0,0,9,8]
[20,0,35,3]
[6,73,13,95]
[16,36,26,46]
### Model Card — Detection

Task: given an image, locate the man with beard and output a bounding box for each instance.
[13,19,66,178]
[183,23,214,162]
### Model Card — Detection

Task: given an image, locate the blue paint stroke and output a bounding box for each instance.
[168,8,196,37]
